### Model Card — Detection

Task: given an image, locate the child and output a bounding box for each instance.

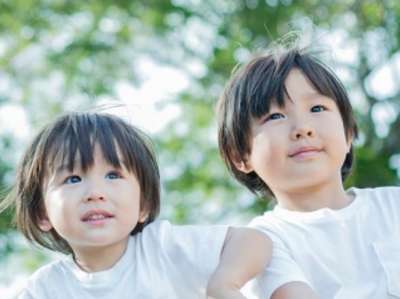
[1,112,270,299]
[216,46,400,299]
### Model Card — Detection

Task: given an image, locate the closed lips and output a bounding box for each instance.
[289,147,322,157]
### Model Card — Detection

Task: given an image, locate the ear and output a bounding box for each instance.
[232,155,253,174]
[138,208,149,224]
[38,218,53,232]
[346,132,353,152]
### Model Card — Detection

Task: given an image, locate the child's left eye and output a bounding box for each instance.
[106,171,122,179]
[64,175,81,184]
[311,105,327,113]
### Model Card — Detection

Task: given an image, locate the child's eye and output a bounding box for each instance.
[311,105,327,113]
[64,175,81,184]
[106,171,122,180]
[264,112,285,122]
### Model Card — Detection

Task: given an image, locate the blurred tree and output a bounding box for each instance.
[0,0,399,263]
[159,0,400,223]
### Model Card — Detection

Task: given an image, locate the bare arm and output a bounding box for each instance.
[207,227,272,299]
[271,282,319,299]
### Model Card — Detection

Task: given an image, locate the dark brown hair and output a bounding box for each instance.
[217,47,358,196]
[2,112,160,254]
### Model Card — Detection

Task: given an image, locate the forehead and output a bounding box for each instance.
[43,115,137,175]
[281,68,329,103]
[285,69,317,94]
[47,141,121,173]
[252,66,339,115]
[249,69,306,115]
[50,142,122,169]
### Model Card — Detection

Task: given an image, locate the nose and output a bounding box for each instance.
[86,192,105,202]
[84,181,106,202]
[290,121,316,140]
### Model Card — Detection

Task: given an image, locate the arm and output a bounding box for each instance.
[271,282,319,299]
[207,227,272,299]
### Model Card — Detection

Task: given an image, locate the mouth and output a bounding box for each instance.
[81,209,114,223]
[289,146,322,158]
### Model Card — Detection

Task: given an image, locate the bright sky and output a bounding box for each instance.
[0,57,190,143]
[98,57,189,133]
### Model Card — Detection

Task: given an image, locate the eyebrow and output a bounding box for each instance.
[52,160,81,174]
[286,91,331,103]
[54,157,129,173]
[307,91,330,98]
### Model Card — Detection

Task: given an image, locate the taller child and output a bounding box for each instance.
[217,47,400,299]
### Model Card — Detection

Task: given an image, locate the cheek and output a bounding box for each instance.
[250,131,285,171]
[45,189,76,218]
[319,118,349,163]
[326,119,348,147]
[44,196,64,220]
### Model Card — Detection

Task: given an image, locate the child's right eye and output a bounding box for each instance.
[264,113,285,122]
[64,175,81,184]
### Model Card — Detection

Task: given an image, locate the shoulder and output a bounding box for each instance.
[136,220,182,247]
[249,210,280,227]
[248,210,285,240]
[351,186,400,227]
[20,258,70,297]
[137,220,228,265]
[352,186,400,206]
[134,220,228,291]
[28,259,67,282]
[138,219,228,249]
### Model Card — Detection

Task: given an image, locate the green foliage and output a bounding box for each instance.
[346,147,399,188]
[0,0,399,265]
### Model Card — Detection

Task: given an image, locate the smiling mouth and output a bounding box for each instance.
[82,214,113,222]
[81,210,114,222]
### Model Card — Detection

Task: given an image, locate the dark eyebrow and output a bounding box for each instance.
[303,91,332,100]
[53,164,73,175]
[52,160,81,175]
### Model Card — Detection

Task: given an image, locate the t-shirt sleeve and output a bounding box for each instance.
[15,260,68,299]
[243,217,310,299]
[17,290,35,299]
[16,271,50,299]
[149,220,228,292]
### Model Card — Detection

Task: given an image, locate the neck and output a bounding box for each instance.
[72,238,129,272]
[273,175,352,212]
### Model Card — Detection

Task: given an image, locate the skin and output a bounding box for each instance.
[40,144,147,272]
[271,282,319,299]
[207,228,272,299]
[238,68,353,212]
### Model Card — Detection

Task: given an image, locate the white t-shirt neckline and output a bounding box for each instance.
[272,188,361,223]
[67,237,135,287]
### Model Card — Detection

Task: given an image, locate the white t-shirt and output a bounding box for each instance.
[18,220,228,299]
[244,187,400,299]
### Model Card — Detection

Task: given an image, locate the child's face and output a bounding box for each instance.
[239,68,351,197]
[39,143,147,252]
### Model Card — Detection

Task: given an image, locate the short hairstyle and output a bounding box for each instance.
[217,47,358,196]
[3,112,160,254]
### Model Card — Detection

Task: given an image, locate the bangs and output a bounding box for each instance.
[247,50,344,119]
[12,111,160,253]
[45,114,137,175]
[246,53,294,119]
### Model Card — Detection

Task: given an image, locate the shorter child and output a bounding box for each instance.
[1,112,270,299]
[217,46,400,299]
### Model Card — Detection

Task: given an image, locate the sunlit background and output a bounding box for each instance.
[1,1,400,297]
